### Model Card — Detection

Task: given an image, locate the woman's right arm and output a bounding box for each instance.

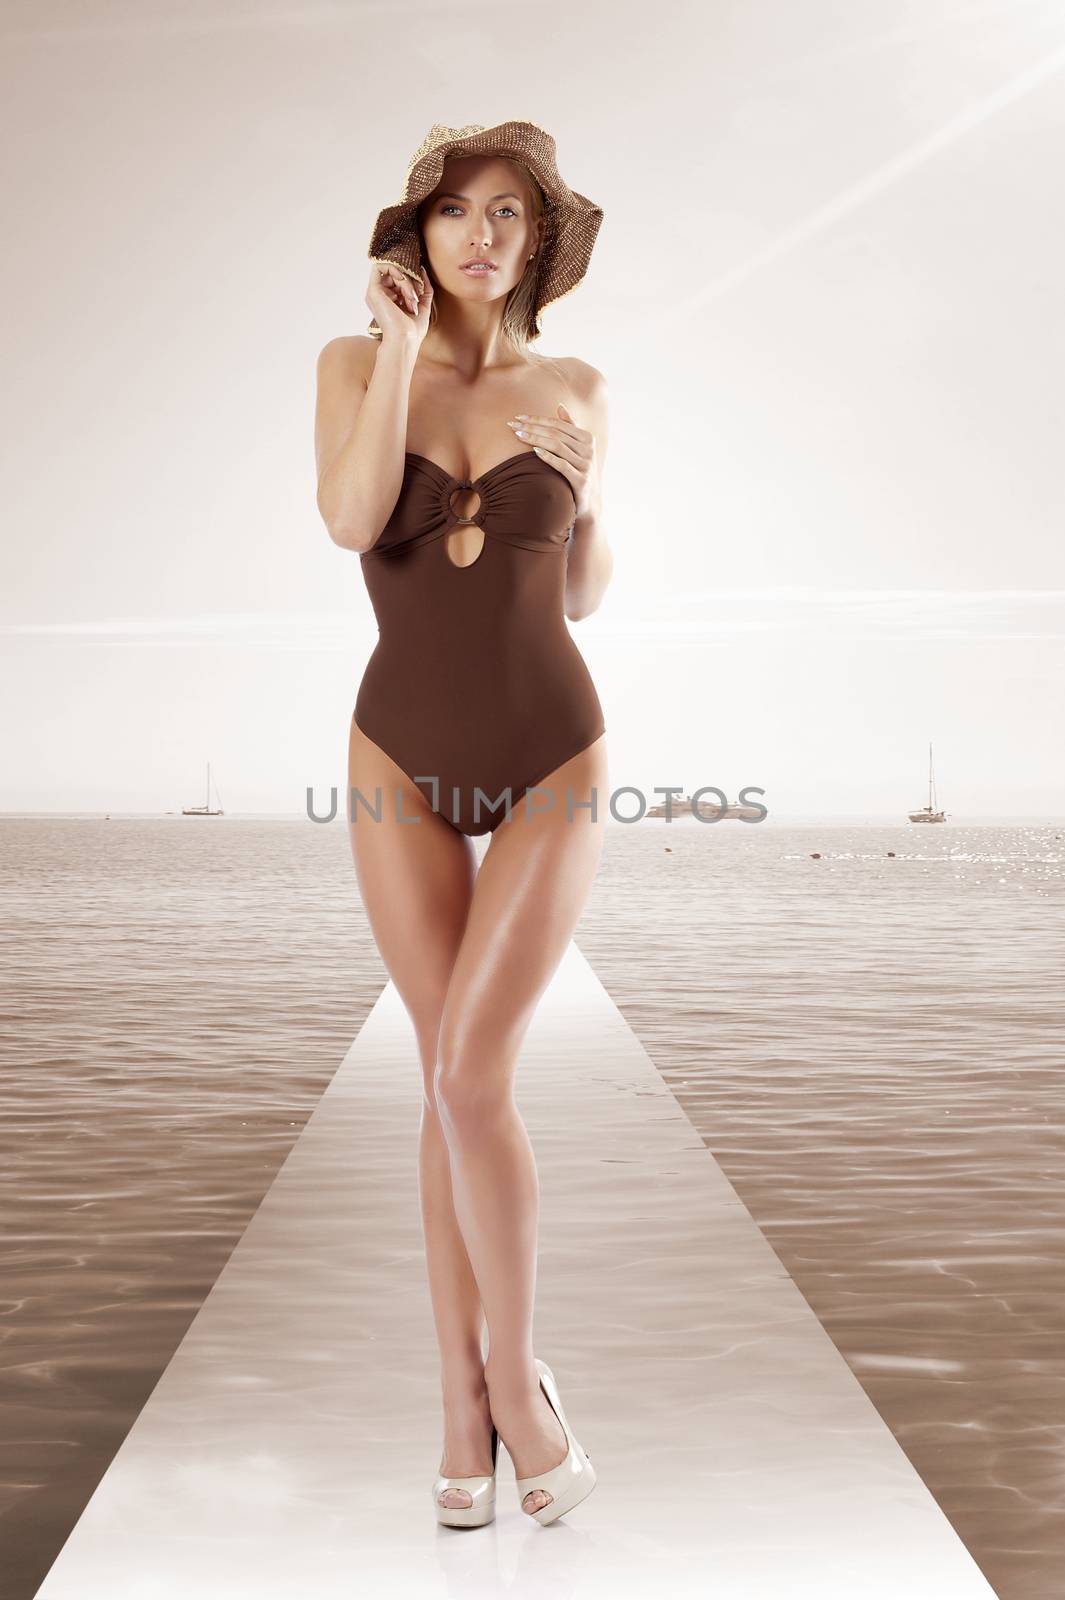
[314,264,431,552]
[314,336,416,551]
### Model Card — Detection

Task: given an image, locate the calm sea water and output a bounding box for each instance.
[1,817,1062,1600]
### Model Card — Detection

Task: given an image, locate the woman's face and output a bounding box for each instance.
[419,155,538,303]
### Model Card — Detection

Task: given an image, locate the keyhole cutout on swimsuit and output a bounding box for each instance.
[444,484,486,569]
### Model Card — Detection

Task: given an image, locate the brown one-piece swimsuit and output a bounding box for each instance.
[353,446,606,836]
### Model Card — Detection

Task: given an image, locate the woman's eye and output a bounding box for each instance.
[440,205,517,218]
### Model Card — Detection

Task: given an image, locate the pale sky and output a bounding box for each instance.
[2,0,1063,816]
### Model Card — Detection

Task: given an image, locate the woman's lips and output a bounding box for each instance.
[461,263,496,274]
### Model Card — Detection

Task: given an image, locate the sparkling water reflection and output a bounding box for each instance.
[0,817,1061,1600]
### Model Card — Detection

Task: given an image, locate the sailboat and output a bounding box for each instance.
[182,761,224,817]
[908,742,947,823]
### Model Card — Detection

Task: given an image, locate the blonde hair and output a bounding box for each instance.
[370,158,548,351]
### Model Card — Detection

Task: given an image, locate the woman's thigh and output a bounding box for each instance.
[437,733,609,1087]
[347,714,476,1048]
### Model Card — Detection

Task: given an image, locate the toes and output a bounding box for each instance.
[522,1489,553,1514]
[439,1489,473,1509]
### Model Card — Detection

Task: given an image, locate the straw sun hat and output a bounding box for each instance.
[366,119,603,342]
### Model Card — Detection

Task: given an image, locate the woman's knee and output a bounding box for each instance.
[433,1025,514,1131]
[411,1006,448,1110]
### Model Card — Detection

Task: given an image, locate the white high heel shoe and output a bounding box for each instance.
[432,1423,500,1528]
[514,1358,597,1526]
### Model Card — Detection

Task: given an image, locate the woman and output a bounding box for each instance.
[314,121,612,1527]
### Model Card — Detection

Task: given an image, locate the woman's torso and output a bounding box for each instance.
[354,341,586,598]
[349,342,605,833]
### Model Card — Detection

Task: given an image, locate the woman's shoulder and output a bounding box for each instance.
[539,357,609,454]
[317,334,377,384]
[539,353,607,396]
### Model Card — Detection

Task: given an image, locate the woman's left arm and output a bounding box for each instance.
[511,362,614,622]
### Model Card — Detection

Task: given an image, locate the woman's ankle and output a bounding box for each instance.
[441,1356,489,1405]
[483,1350,538,1409]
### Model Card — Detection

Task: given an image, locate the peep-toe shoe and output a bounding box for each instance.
[514,1358,597,1526]
[432,1423,500,1528]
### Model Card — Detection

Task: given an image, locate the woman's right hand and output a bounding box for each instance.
[366,260,432,348]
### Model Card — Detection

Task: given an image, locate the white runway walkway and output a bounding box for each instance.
[36,942,997,1599]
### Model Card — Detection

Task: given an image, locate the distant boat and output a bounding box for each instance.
[908,742,947,823]
[645,792,762,820]
[182,761,224,817]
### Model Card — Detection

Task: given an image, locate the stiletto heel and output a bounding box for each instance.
[432,1423,500,1528]
[514,1358,597,1525]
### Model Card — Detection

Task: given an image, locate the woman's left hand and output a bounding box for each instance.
[507,403,599,521]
